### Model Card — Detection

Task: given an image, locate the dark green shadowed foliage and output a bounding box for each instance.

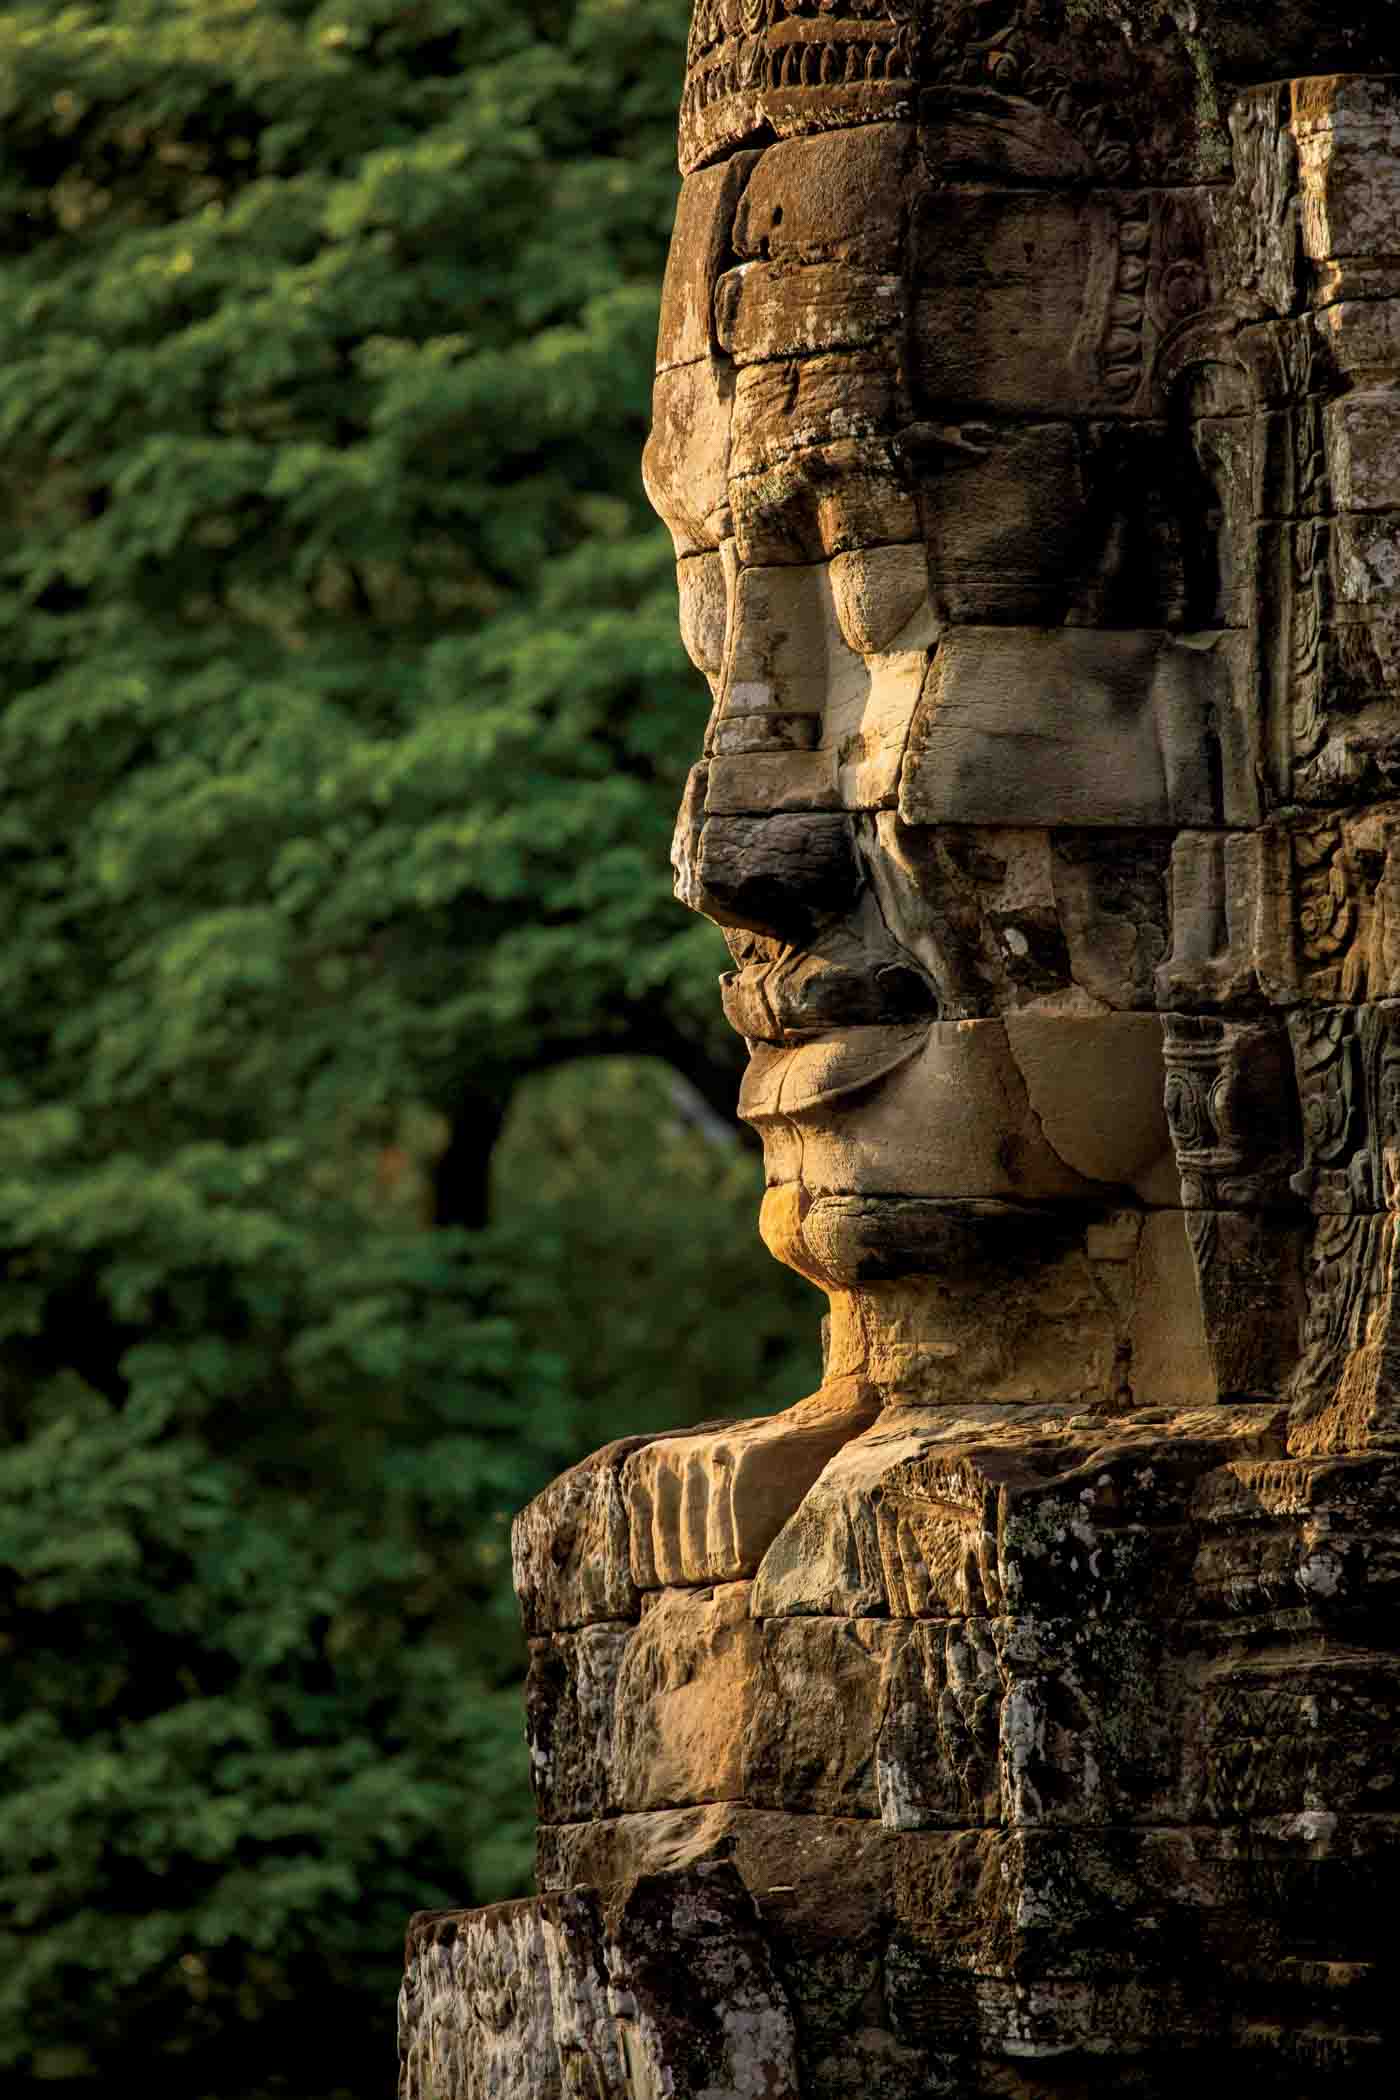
[0,4,819,2095]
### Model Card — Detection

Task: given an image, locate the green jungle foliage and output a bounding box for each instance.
[0,3,821,2094]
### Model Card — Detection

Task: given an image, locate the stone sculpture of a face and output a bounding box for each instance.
[634,1,1400,1584]
[397,20,1400,2098]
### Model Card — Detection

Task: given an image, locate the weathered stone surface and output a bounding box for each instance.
[1295,74,1400,263]
[705,747,842,816]
[608,1862,802,2099]
[641,357,732,558]
[656,153,762,376]
[610,1582,758,1811]
[749,1401,1279,1620]
[623,1375,881,1589]
[717,260,905,367]
[899,628,1256,832]
[731,125,914,270]
[912,424,1124,627]
[526,1408,1400,1848]
[730,347,908,483]
[675,546,728,681]
[910,190,1152,419]
[398,1893,599,2100]
[731,435,921,566]
[524,1621,630,1824]
[740,1016,1184,1229]
[512,1435,651,1638]
[828,542,930,656]
[681,797,863,943]
[526,1803,1400,2092]
[411,17,1400,2094]
[399,1867,799,2100]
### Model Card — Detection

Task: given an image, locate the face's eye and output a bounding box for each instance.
[676,550,729,677]
[830,543,931,655]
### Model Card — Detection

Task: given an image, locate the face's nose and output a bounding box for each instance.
[671,764,862,946]
[671,545,864,944]
[672,539,937,943]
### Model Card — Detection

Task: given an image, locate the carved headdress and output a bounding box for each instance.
[678,1,1208,178]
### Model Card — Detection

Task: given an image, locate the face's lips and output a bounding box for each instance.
[739,1023,930,1122]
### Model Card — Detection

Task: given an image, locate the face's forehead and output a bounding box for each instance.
[646,120,929,561]
[645,101,1192,595]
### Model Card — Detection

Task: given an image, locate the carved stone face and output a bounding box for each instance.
[645,91,1243,1399]
[647,19,1400,1436]
[400,48,1400,2100]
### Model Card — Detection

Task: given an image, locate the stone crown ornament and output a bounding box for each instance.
[681,0,1183,178]
[684,0,919,173]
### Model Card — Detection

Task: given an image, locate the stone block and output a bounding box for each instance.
[1188,1448,1400,1627]
[1334,507,1400,604]
[730,436,920,566]
[710,711,820,757]
[1002,1010,1174,1198]
[910,423,1097,626]
[911,190,1142,418]
[899,627,1254,832]
[716,260,904,365]
[1191,1651,1400,1820]
[852,820,1173,1017]
[753,1401,1283,1626]
[605,1863,801,2100]
[1294,75,1400,263]
[891,1823,1255,1998]
[675,547,727,680]
[656,152,761,375]
[875,1618,1002,1831]
[642,358,732,557]
[689,805,863,942]
[610,1584,758,1814]
[743,1019,1099,1205]
[729,347,907,481]
[1315,297,1400,381]
[513,1435,652,1637]
[1051,830,1173,1010]
[827,542,931,656]
[1326,391,1400,513]
[525,1623,630,1824]
[705,747,841,815]
[399,1893,605,2100]
[679,19,916,178]
[622,1377,881,1590]
[743,1615,907,1819]
[743,1013,1179,1210]
[399,1868,800,2100]
[716,558,837,715]
[775,1201,1213,1408]
[731,125,914,269]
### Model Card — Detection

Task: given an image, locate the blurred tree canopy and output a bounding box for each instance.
[0,4,820,2096]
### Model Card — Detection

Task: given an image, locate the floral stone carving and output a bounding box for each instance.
[403,6,1400,2094]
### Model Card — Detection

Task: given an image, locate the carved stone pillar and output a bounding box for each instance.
[403,8,1400,2094]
